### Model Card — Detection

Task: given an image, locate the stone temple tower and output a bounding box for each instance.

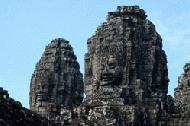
[83,6,169,125]
[175,62,190,111]
[29,6,172,126]
[29,38,84,120]
[1,5,190,126]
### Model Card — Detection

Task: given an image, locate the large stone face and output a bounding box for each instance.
[83,6,169,125]
[85,6,169,101]
[29,38,84,119]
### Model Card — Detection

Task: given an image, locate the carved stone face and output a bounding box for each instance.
[35,84,48,104]
[100,55,123,86]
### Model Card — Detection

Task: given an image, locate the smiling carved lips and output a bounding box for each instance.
[36,91,47,101]
[101,73,114,85]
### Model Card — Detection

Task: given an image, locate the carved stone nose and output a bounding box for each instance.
[102,66,109,73]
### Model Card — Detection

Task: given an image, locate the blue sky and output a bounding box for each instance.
[0,0,190,108]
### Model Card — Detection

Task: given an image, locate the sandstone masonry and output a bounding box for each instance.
[1,5,190,126]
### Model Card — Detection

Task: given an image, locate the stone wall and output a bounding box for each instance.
[0,87,52,126]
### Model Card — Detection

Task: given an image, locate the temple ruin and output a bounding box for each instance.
[0,5,190,126]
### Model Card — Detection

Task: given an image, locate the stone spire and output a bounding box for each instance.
[0,87,51,126]
[84,5,169,125]
[85,5,168,103]
[175,62,190,111]
[29,38,84,119]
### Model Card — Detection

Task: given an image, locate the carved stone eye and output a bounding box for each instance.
[42,85,45,89]
[109,63,115,69]
[188,80,190,87]
[101,64,105,70]
[37,85,40,90]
